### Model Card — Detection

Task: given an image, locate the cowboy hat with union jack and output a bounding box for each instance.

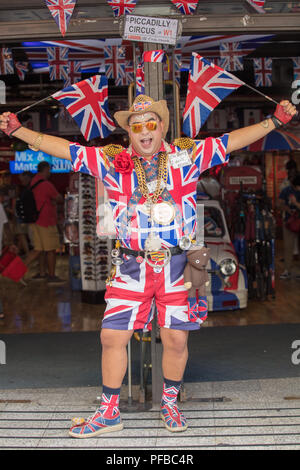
[114,94,169,138]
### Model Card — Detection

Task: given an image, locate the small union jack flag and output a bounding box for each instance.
[219,42,244,72]
[0,48,14,75]
[63,60,81,87]
[171,0,199,15]
[107,0,138,17]
[183,53,243,138]
[45,0,77,36]
[47,47,69,81]
[253,57,272,87]
[52,75,116,141]
[136,62,145,95]
[14,61,29,81]
[292,57,300,81]
[104,46,126,85]
[143,50,166,64]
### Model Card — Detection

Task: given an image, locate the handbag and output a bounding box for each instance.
[286,211,300,233]
[0,247,28,282]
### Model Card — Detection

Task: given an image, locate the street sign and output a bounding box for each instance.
[123,15,179,46]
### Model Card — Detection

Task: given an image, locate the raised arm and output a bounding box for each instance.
[227,100,297,154]
[0,112,71,161]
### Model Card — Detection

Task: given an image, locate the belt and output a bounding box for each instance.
[120,246,183,258]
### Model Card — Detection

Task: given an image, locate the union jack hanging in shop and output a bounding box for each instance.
[104,46,126,85]
[292,57,300,81]
[45,0,77,36]
[63,60,81,87]
[170,0,199,15]
[107,0,138,17]
[0,48,14,75]
[52,75,116,141]
[219,42,244,72]
[182,53,243,138]
[253,57,272,87]
[47,47,69,81]
[15,61,29,81]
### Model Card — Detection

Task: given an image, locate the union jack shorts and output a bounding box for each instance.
[102,253,203,331]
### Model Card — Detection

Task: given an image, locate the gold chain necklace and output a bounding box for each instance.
[132,152,168,204]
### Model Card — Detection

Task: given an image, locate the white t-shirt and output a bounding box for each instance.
[0,202,8,256]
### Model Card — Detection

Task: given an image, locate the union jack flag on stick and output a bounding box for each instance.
[52,75,116,141]
[0,48,14,75]
[182,53,244,138]
[171,0,199,15]
[47,47,69,81]
[143,50,167,64]
[45,0,77,36]
[107,0,138,17]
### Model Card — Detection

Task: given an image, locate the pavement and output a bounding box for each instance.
[1,377,300,450]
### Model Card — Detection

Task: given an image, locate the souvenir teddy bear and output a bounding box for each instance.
[183,246,210,322]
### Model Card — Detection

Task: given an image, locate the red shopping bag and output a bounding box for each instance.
[0,247,28,282]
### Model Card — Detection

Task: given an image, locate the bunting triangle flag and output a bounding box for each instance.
[246,0,266,13]
[170,0,199,15]
[107,0,138,17]
[45,0,77,36]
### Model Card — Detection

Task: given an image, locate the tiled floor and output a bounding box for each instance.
[0,378,300,450]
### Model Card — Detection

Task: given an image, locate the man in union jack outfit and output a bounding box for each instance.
[0,95,296,438]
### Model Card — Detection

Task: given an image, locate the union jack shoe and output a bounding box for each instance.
[69,398,123,438]
[160,402,188,432]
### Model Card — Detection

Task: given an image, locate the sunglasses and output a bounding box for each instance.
[130,120,158,134]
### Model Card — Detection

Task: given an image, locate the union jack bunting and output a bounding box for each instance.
[183,53,243,138]
[107,0,138,17]
[171,0,199,15]
[136,62,145,95]
[246,0,265,13]
[45,0,77,36]
[292,57,300,81]
[47,47,69,81]
[63,60,81,87]
[0,48,14,75]
[253,57,272,87]
[52,75,116,140]
[219,42,244,72]
[104,46,126,85]
[14,61,29,81]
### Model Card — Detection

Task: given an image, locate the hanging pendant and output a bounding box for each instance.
[144,233,162,251]
[179,236,192,251]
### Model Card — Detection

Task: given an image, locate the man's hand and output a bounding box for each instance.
[0,112,22,136]
[274,100,297,125]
